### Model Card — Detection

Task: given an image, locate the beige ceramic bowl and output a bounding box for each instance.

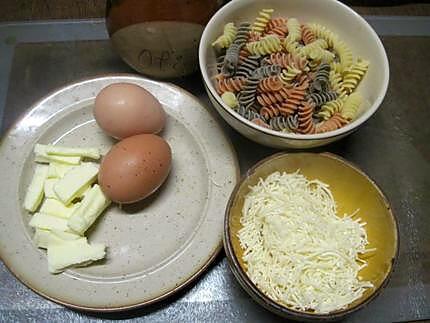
[199,0,389,149]
[224,153,399,321]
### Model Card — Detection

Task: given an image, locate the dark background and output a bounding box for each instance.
[0,0,430,21]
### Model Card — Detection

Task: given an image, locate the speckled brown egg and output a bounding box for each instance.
[98,134,172,203]
[94,83,166,139]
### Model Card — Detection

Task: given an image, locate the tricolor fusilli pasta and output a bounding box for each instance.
[212,9,369,134]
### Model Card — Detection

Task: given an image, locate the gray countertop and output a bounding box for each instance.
[0,18,429,322]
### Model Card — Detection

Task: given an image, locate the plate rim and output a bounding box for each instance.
[0,73,240,312]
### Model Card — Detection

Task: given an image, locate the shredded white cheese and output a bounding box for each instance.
[238,171,374,314]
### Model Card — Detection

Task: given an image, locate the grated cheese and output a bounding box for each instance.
[238,171,374,314]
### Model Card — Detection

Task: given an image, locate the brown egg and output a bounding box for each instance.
[98,134,172,203]
[94,83,166,139]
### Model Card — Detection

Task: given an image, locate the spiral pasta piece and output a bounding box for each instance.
[341,92,363,120]
[215,76,246,94]
[307,47,335,64]
[316,97,345,120]
[269,114,299,132]
[265,18,288,37]
[239,48,251,61]
[238,75,260,108]
[298,101,316,134]
[258,76,284,92]
[301,24,316,45]
[334,40,353,72]
[280,66,302,84]
[247,35,282,56]
[222,42,242,77]
[260,105,281,120]
[252,9,274,34]
[316,113,348,133]
[286,18,301,42]
[212,22,237,49]
[257,88,289,106]
[310,63,330,92]
[253,64,282,78]
[237,55,260,78]
[308,91,338,106]
[308,23,338,48]
[236,105,260,121]
[264,52,309,71]
[341,59,369,94]
[248,31,262,42]
[233,22,251,46]
[283,37,303,57]
[329,70,347,97]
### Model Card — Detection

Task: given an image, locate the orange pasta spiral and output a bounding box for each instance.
[287,87,306,104]
[301,24,316,45]
[215,75,246,94]
[258,76,284,92]
[248,31,262,42]
[256,88,289,106]
[260,105,281,120]
[265,18,288,37]
[298,101,316,134]
[265,52,308,70]
[278,101,299,116]
[315,113,348,133]
[238,48,251,61]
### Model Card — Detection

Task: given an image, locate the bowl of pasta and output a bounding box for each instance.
[199,0,389,148]
[224,152,399,320]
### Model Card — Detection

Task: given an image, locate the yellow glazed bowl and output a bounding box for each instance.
[224,153,399,321]
[199,0,389,148]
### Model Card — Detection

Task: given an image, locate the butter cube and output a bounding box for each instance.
[44,145,100,160]
[29,212,70,232]
[35,144,81,165]
[33,229,52,249]
[47,162,76,178]
[47,238,106,273]
[24,164,49,212]
[53,163,99,205]
[67,184,110,235]
[44,178,59,198]
[39,198,80,218]
[33,229,80,249]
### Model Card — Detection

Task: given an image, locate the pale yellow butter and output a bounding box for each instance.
[24,164,49,212]
[35,144,81,165]
[44,145,100,160]
[47,238,106,273]
[33,228,80,249]
[67,184,110,235]
[29,212,71,232]
[44,178,59,198]
[33,229,52,249]
[47,162,76,178]
[53,163,99,205]
[39,198,79,218]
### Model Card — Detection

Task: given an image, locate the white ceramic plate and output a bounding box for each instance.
[0,75,238,311]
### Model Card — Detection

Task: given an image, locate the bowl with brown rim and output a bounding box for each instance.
[224,152,399,321]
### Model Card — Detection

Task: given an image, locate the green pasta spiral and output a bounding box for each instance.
[247,35,282,56]
[341,92,363,120]
[212,22,237,49]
